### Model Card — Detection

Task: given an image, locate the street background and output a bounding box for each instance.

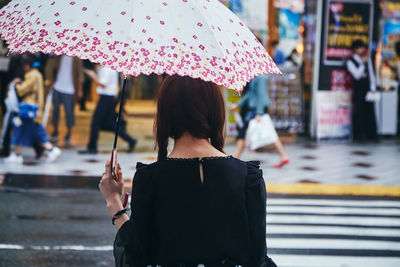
[1,0,400,266]
[1,103,400,267]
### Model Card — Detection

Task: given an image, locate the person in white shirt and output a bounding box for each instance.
[79,66,137,154]
[45,55,84,147]
[346,39,378,142]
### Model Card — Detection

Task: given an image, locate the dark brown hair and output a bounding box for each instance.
[154,75,226,160]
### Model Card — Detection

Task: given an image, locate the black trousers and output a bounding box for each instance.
[88,95,134,150]
[352,82,377,141]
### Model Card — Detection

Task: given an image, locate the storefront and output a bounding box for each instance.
[225,0,306,136]
[375,0,399,135]
[308,0,399,139]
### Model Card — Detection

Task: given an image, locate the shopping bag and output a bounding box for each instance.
[246,114,278,150]
[42,91,53,126]
[365,91,381,102]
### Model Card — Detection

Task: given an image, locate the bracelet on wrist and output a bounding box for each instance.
[112,208,130,225]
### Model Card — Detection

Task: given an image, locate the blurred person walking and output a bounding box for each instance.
[346,40,378,142]
[80,60,95,111]
[271,40,286,66]
[79,66,137,155]
[231,75,290,168]
[45,55,83,147]
[0,53,23,157]
[99,75,277,267]
[4,54,61,163]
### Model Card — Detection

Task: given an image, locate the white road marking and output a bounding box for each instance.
[267,205,400,215]
[271,255,400,267]
[268,238,400,250]
[267,198,400,208]
[0,244,113,251]
[267,214,400,226]
[267,225,400,237]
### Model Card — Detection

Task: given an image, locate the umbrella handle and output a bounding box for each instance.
[110,148,117,179]
[113,77,128,149]
[111,77,127,179]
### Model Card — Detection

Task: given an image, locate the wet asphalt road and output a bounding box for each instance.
[0,189,115,267]
[1,181,400,267]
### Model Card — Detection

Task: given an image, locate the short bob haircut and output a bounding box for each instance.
[154,75,225,160]
[351,39,367,50]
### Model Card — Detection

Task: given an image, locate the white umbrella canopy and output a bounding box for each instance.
[0,0,280,91]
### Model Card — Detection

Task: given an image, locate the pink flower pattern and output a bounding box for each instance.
[0,0,280,91]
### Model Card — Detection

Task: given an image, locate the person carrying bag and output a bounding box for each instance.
[4,54,61,164]
[230,75,290,168]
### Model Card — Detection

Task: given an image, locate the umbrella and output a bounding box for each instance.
[0,0,280,170]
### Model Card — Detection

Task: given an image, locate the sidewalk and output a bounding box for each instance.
[1,140,399,197]
[1,100,400,196]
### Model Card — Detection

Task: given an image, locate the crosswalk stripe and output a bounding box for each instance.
[267,214,400,226]
[267,206,400,215]
[270,255,400,267]
[268,222,400,229]
[267,198,400,207]
[267,233,400,242]
[267,238,400,250]
[267,225,400,237]
[266,196,400,266]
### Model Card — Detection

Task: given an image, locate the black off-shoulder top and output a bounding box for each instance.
[114,156,274,267]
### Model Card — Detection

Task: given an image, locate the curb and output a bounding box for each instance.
[266,183,400,197]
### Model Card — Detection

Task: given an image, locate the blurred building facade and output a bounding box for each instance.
[0,0,399,141]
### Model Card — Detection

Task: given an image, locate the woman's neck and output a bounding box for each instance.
[168,132,226,159]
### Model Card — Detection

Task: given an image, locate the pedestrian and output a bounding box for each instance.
[230,75,290,168]
[45,55,84,147]
[80,60,95,111]
[79,66,137,154]
[99,75,277,267]
[271,40,286,66]
[346,39,378,142]
[286,48,301,67]
[0,53,23,157]
[4,54,61,163]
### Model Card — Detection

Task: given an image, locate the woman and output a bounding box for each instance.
[346,39,378,142]
[230,75,290,168]
[99,75,277,267]
[4,54,61,163]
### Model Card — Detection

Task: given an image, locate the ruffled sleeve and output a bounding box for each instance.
[245,161,267,267]
[114,162,155,267]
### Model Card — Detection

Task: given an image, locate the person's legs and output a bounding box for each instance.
[364,101,378,140]
[117,125,137,152]
[14,145,22,155]
[234,118,249,159]
[234,139,246,159]
[0,113,14,157]
[51,90,61,140]
[34,123,61,162]
[87,97,107,151]
[61,93,75,146]
[272,139,290,168]
[80,80,91,111]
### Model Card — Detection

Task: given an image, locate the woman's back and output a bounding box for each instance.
[114,157,267,266]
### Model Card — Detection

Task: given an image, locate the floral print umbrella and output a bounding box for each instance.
[0,0,280,91]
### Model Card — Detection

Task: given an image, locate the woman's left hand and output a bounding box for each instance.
[99,160,124,215]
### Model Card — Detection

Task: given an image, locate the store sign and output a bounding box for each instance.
[274,0,305,13]
[228,0,268,31]
[323,0,373,65]
[317,91,352,138]
[224,88,242,136]
[383,1,400,20]
[330,70,353,91]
